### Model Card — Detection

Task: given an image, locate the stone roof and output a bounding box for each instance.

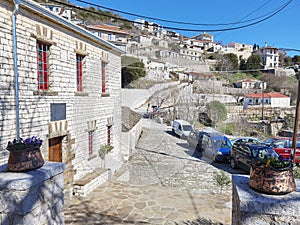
[122,107,142,132]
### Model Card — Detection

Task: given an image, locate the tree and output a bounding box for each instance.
[246,54,262,77]
[293,55,300,64]
[207,100,227,125]
[215,53,239,71]
[121,57,146,87]
[239,59,246,70]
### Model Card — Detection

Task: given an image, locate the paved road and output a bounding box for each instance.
[65,120,234,225]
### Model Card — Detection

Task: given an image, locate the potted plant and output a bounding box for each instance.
[98,144,114,159]
[249,149,296,195]
[6,136,45,172]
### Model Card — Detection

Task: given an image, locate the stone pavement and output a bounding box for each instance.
[64,120,232,225]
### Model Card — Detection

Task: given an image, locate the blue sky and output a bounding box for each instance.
[71,0,300,57]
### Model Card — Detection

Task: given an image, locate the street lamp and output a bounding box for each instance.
[292,64,299,163]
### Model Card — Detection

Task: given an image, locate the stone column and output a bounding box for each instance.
[0,162,66,225]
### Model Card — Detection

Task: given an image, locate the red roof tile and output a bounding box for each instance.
[246,92,289,98]
[87,25,128,34]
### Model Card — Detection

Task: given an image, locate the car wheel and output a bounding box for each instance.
[213,156,218,163]
[230,158,237,169]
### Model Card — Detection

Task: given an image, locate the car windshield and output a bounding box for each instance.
[253,147,279,158]
[212,139,232,148]
[273,140,300,148]
[182,125,193,131]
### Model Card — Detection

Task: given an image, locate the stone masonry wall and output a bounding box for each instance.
[0,162,66,225]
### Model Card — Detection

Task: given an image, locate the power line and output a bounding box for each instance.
[214,0,274,38]
[47,0,292,33]
[74,0,284,27]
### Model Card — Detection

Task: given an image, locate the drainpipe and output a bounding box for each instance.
[12,0,21,140]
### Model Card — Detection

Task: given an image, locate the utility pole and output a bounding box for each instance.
[292,64,300,163]
[261,82,264,120]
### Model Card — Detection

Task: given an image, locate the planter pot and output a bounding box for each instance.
[7,147,45,172]
[249,163,296,195]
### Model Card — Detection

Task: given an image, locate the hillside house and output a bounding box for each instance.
[222,42,253,61]
[185,72,216,82]
[1,0,124,195]
[42,3,74,21]
[84,24,128,51]
[254,44,279,70]
[193,32,214,43]
[233,79,267,90]
[134,19,159,33]
[244,93,290,108]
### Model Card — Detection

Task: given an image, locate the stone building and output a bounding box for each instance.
[1,0,124,195]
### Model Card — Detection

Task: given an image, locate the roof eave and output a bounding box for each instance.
[22,0,125,55]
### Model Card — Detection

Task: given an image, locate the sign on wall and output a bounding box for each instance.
[50,103,66,121]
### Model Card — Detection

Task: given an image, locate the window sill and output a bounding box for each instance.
[101,93,110,97]
[33,90,58,96]
[75,92,89,96]
[88,153,97,161]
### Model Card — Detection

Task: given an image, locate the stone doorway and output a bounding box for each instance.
[48,136,64,162]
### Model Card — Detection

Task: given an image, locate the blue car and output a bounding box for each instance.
[197,128,232,162]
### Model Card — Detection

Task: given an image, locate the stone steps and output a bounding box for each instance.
[73,168,110,197]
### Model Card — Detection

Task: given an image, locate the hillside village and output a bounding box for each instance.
[1,1,300,224]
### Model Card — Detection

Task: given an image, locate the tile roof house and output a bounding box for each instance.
[84,24,129,51]
[244,92,290,108]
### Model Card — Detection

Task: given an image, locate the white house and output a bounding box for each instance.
[1,0,124,195]
[42,4,73,20]
[254,44,279,69]
[222,42,253,61]
[244,93,290,108]
[84,24,128,51]
[233,79,267,90]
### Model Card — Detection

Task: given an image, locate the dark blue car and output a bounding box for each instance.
[230,142,279,172]
[196,128,232,162]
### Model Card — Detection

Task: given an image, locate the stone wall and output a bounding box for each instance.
[0,162,66,225]
[232,174,300,225]
[121,118,143,161]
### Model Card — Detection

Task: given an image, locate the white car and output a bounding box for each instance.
[230,137,261,145]
[172,120,193,139]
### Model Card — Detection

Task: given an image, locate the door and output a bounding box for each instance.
[48,136,64,162]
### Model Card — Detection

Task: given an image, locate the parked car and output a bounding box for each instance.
[270,138,300,163]
[230,137,261,145]
[230,142,279,172]
[262,137,281,146]
[172,120,193,139]
[197,128,232,162]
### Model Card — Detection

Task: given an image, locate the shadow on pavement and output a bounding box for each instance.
[165,130,179,138]
[178,140,248,175]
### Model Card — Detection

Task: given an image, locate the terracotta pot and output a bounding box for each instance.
[7,147,45,172]
[249,163,296,195]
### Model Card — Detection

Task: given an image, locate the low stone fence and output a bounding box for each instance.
[232,174,300,225]
[0,162,66,225]
[121,118,143,161]
[121,81,180,109]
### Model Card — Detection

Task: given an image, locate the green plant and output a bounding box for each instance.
[293,166,300,179]
[254,149,292,169]
[99,144,114,159]
[213,171,231,192]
